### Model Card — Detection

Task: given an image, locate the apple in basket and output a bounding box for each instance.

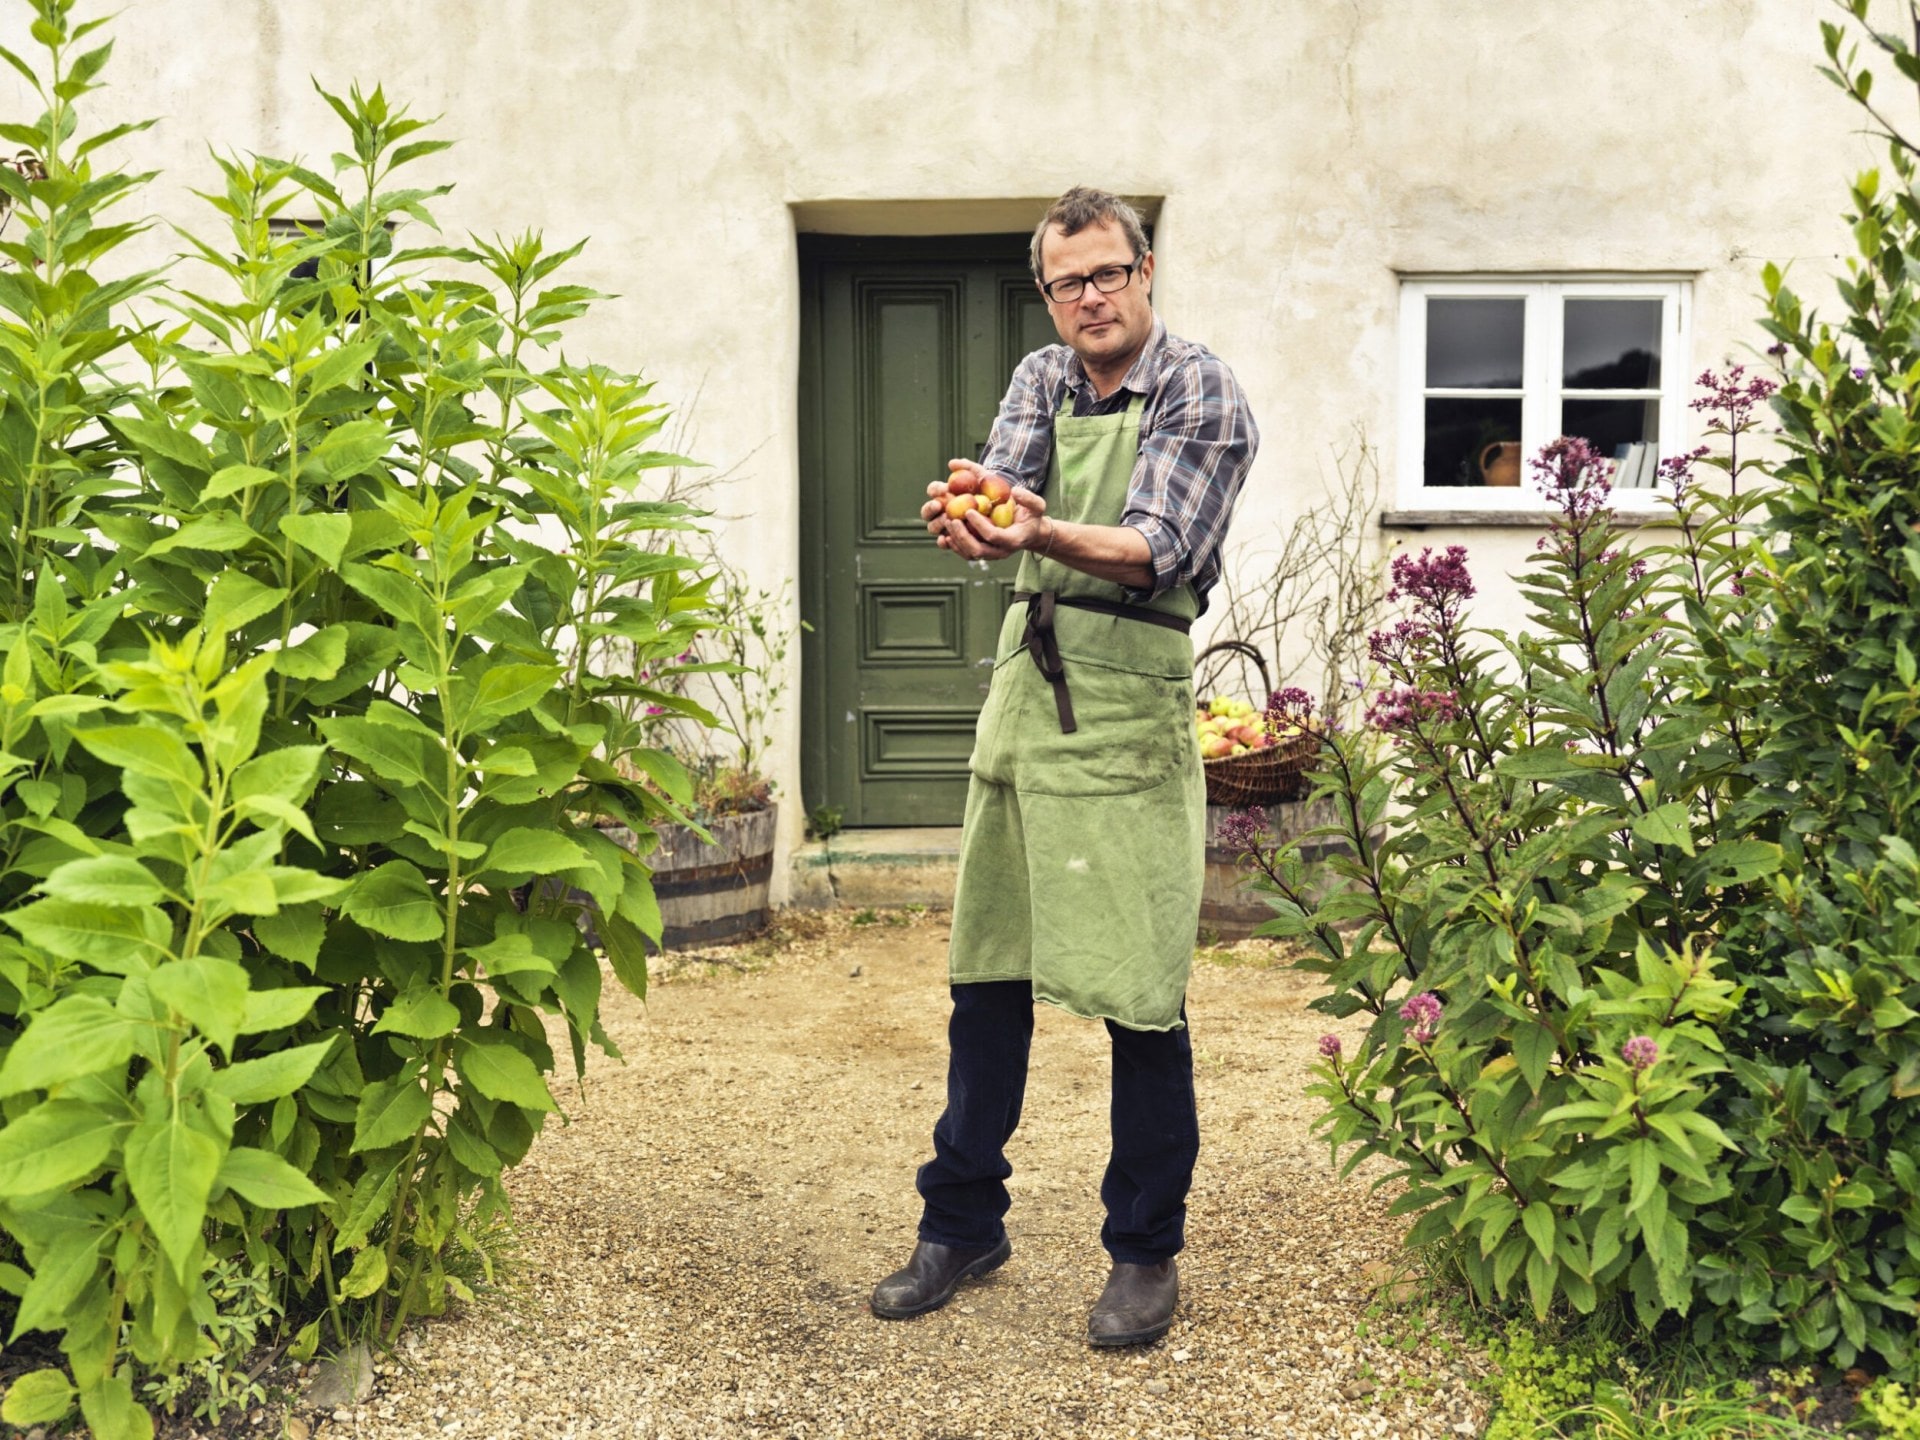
[1195,697,1280,758]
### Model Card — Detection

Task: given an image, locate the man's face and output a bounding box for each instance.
[1037,219,1155,376]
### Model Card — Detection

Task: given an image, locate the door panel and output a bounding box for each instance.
[800,235,1051,827]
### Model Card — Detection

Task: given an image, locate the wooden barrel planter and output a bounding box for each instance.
[648,805,778,948]
[585,805,777,950]
[1200,797,1349,941]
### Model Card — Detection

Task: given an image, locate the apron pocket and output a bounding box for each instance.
[1015,662,1193,798]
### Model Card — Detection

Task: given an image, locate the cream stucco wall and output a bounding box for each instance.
[1,1,1873,897]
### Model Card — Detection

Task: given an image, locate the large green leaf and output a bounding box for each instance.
[252,905,324,968]
[238,984,327,1035]
[201,462,278,501]
[208,1039,335,1105]
[0,1368,75,1426]
[218,1146,327,1208]
[280,511,352,568]
[72,724,200,788]
[320,715,441,790]
[341,861,442,941]
[142,514,257,557]
[272,622,349,680]
[11,1227,103,1341]
[78,1374,153,1440]
[352,1071,432,1153]
[1628,801,1696,856]
[149,956,250,1057]
[3,896,171,971]
[466,661,564,726]
[453,1038,557,1112]
[202,570,287,636]
[313,417,392,480]
[0,995,140,1096]
[231,744,325,807]
[479,827,588,879]
[372,984,462,1039]
[599,912,651,1000]
[123,1114,222,1279]
[0,1099,126,1196]
[39,855,165,906]
[338,1243,388,1299]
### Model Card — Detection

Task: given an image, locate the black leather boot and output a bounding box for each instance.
[868,1237,1012,1319]
[1087,1258,1178,1346]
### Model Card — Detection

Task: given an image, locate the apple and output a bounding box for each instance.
[989,500,1016,527]
[946,494,977,521]
[981,475,1012,505]
[948,471,980,496]
[1200,733,1235,759]
[975,494,994,514]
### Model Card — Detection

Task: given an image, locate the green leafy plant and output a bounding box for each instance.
[1858,1379,1920,1439]
[1245,0,1920,1383]
[1242,422,1771,1336]
[0,5,722,1436]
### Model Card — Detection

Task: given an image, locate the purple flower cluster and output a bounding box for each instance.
[1621,1035,1660,1073]
[1265,686,1317,731]
[1690,364,1778,432]
[1365,685,1459,734]
[1528,436,1613,523]
[1367,618,1436,673]
[1658,445,1712,502]
[1399,991,1443,1045]
[1318,1034,1343,1062]
[1218,805,1271,860]
[1388,545,1476,610]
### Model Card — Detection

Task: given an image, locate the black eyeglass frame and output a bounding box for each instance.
[1038,255,1146,305]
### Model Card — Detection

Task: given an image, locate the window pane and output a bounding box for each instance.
[1426,298,1524,388]
[1563,299,1661,389]
[1424,397,1523,488]
[1563,398,1660,487]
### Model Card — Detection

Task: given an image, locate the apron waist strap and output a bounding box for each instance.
[1011,590,1194,734]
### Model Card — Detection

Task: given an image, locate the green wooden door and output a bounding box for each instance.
[799,235,1056,828]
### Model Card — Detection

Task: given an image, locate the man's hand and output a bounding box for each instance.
[923,458,1047,562]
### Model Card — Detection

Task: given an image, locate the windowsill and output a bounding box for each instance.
[1380,507,1679,530]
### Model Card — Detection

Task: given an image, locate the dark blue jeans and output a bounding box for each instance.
[914,979,1199,1265]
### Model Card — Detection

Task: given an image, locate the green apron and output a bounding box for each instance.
[947,395,1204,1032]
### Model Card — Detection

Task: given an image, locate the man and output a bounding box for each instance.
[868,187,1259,1347]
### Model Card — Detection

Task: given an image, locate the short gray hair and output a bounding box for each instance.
[1029,187,1149,280]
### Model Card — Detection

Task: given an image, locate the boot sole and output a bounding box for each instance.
[868,1238,1013,1319]
[1087,1314,1174,1348]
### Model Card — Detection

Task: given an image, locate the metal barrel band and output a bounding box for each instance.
[1012,590,1194,736]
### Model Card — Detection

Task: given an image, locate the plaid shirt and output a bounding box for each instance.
[978,317,1258,609]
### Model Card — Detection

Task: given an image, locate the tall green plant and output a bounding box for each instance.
[0,4,720,1435]
[1242,426,1773,1337]
[1249,0,1920,1378]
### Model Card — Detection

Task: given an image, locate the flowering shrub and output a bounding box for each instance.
[1243,429,1767,1335]
[1244,7,1920,1374]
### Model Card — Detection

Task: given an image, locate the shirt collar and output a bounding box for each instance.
[1063,315,1168,398]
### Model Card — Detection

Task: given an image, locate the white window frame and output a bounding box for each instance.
[1396,275,1693,512]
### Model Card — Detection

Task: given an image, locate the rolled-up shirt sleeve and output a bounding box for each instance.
[1120,355,1259,602]
[977,349,1058,492]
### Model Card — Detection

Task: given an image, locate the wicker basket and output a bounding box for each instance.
[1194,640,1319,806]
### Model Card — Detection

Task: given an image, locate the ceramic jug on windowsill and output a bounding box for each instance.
[1478,440,1521,487]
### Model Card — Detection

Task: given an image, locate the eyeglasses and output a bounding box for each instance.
[1039,257,1143,304]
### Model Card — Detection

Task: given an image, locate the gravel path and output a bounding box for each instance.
[299,911,1492,1440]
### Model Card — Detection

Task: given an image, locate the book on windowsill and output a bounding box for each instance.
[1614,441,1656,489]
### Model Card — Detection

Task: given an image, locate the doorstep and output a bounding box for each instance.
[788,827,961,911]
